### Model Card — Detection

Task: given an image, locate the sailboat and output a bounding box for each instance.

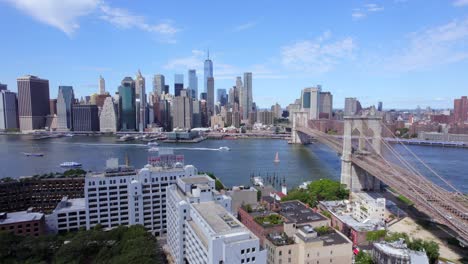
[274,152,280,163]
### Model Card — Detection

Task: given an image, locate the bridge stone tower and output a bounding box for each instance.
[341,112,383,192]
[291,111,310,144]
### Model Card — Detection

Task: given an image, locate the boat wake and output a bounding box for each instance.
[51,142,227,151]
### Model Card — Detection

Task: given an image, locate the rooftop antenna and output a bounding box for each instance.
[207,48,210,60]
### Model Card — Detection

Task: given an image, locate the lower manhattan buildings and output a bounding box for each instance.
[17,75,50,131]
[0,89,18,130]
[167,175,267,264]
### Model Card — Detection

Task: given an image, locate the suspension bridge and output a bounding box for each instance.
[291,109,468,244]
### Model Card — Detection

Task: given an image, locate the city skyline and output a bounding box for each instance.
[0,1,468,108]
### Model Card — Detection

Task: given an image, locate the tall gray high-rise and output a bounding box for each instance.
[153,74,165,96]
[17,75,50,131]
[174,74,184,97]
[243,72,253,120]
[207,77,214,116]
[135,70,146,132]
[171,90,193,130]
[344,97,362,116]
[0,90,18,130]
[100,97,118,133]
[0,83,6,91]
[99,75,105,94]
[56,86,75,131]
[188,69,198,99]
[319,91,333,119]
[204,50,213,93]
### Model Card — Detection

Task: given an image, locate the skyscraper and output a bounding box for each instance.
[301,86,321,120]
[0,90,18,130]
[0,83,6,91]
[100,97,118,133]
[204,50,213,93]
[135,70,146,132]
[118,77,136,131]
[72,105,99,131]
[99,75,105,94]
[243,72,253,120]
[217,88,227,106]
[454,96,468,124]
[188,69,198,99]
[207,77,214,116]
[174,74,184,97]
[171,90,193,130]
[376,101,382,112]
[17,75,50,131]
[153,74,165,95]
[319,91,333,119]
[56,86,75,131]
[344,97,362,116]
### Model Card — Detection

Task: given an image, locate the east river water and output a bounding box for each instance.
[0,135,466,193]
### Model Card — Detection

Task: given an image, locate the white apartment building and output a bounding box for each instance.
[167,175,267,264]
[85,156,197,236]
[46,197,86,233]
[352,192,386,222]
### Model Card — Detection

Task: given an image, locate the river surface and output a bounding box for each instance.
[0,135,466,193]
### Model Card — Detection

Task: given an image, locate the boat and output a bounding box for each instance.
[65,133,74,137]
[274,152,280,163]
[299,181,312,190]
[147,142,159,147]
[23,152,44,157]
[117,134,135,142]
[60,162,82,168]
[219,146,230,151]
[252,177,264,187]
[148,147,159,152]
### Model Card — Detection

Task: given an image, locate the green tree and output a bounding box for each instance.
[282,179,349,207]
[355,251,374,264]
[366,230,387,242]
[422,241,439,264]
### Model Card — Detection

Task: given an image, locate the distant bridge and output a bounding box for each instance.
[291,110,468,243]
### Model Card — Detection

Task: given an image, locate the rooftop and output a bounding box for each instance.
[54,197,85,213]
[319,200,385,232]
[180,175,213,185]
[279,201,327,224]
[374,240,429,263]
[0,211,44,225]
[296,225,351,246]
[192,201,245,234]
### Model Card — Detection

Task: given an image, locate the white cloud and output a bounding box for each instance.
[281,31,356,73]
[385,18,468,71]
[164,49,205,71]
[365,3,384,12]
[453,0,468,6]
[352,3,384,20]
[4,0,179,42]
[99,4,179,43]
[233,21,257,32]
[4,0,99,36]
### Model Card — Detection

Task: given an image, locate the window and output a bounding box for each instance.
[279,250,282,256]
[241,249,245,254]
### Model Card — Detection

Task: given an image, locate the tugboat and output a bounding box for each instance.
[147,142,159,147]
[219,146,230,151]
[274,152,280,163]
[60,161,82,168]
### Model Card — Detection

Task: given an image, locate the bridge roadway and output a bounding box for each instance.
[296,126,468,242]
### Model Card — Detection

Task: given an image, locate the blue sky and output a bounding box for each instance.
[0,0,468,109]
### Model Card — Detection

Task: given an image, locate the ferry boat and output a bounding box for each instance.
[274,152,280,163]
[148,147,159,152]
[219,146,230,151]
[65,133,74,137]
[147,142,159,147]
[117,134,135,142]
[60,162,82,168]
